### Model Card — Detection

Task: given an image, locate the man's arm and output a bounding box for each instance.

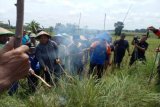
[131,39,135,45]
[127,46,130,56]
[135,45,146,52]
[0,38,29,92]
[156,48,160,52]
[135,43,148,52]
[147,26,160,38]
[125,41,130,55]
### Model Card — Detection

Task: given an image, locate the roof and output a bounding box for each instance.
[0,27,14,36]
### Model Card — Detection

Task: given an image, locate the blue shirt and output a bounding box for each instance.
[90,44,108,65]
[29,54,40,72]
[22,35,30,45]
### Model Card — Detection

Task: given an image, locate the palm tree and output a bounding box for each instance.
[26,20,40,34]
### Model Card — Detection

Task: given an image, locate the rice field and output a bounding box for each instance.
[0,35,160,107]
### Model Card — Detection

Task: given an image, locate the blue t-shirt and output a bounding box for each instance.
[22,35,30,45]
[29,54,40,72]
[90,44,108,65]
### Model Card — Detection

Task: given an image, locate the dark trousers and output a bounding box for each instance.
[28,70,40,92]
[8,81,19,96]
[44,65,62,85]
[115,54,125,68]
[129,52,146,66]
[28,76,38,93]
[89,63,104,79]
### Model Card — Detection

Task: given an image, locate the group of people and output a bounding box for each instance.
[0,26,160,94]
[114,34,149,68]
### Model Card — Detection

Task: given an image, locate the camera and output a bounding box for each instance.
[133,36,139,44]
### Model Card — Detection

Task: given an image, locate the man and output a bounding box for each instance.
[30,33,39,47]
[89,39,111,79]
[8,32,32,95]
[147,26,160,38]
[68,36,84,76]
[54,36,67,74]
[22,30,30,45]
[27,45,40,93]
[147,26,160,84]
[114,33,130,68]
[35,31,59,85]
[0,37,29,92]
[129,35,148,66]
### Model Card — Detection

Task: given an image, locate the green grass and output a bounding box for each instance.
[0,44,4,49]
[0,36,160,107]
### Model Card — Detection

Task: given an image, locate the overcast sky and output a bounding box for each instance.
[0,0,159,30]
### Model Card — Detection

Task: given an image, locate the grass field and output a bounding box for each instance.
[0,35,160,107]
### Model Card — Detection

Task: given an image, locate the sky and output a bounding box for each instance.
[0,0,160,30]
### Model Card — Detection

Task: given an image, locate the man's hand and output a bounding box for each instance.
[43,66,47,72]
[56,58,61,64]
[135,44,145,52]
[0,37,29,92]
[29,68,35,75]
[147,26,156,31]
[147,26,160,37]
[156,48,160,52]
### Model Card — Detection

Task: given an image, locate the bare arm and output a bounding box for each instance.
[135,45,146,52]
[0,38,29,92]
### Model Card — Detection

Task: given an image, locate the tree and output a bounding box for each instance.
[55,23,65,34]
[48,26,54,32]
[25,20,40,34]
[114,21,124,36]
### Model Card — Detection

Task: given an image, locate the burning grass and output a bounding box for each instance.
[0,36,160,107]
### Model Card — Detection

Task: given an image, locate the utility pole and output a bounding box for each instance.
[78,13,81,35]
[104,13,106,31]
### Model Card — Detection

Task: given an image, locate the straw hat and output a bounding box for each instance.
[0,27,14,36]
[30,33,36,38]
[36,31,51,39]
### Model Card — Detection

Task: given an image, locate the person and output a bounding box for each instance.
[129,35,149,66]
[0,37,30,92]
[147,26,160,84]
[113,33,130,68]
[27,45,40,93]
[89,39,111,79]
[147,26,160,38]
[8,33,32,95]
[30,33,39,47]
[68,36,84,77]
[35,31,60,85]
[54,36,67,71]
[27,30,32,37]
[22,30,30,45]
[8,32,31,95]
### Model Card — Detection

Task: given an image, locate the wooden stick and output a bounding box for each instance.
[58,63,73,80]
[14,0,24,48]
[148,44,160,84]
[32,73,52,88]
